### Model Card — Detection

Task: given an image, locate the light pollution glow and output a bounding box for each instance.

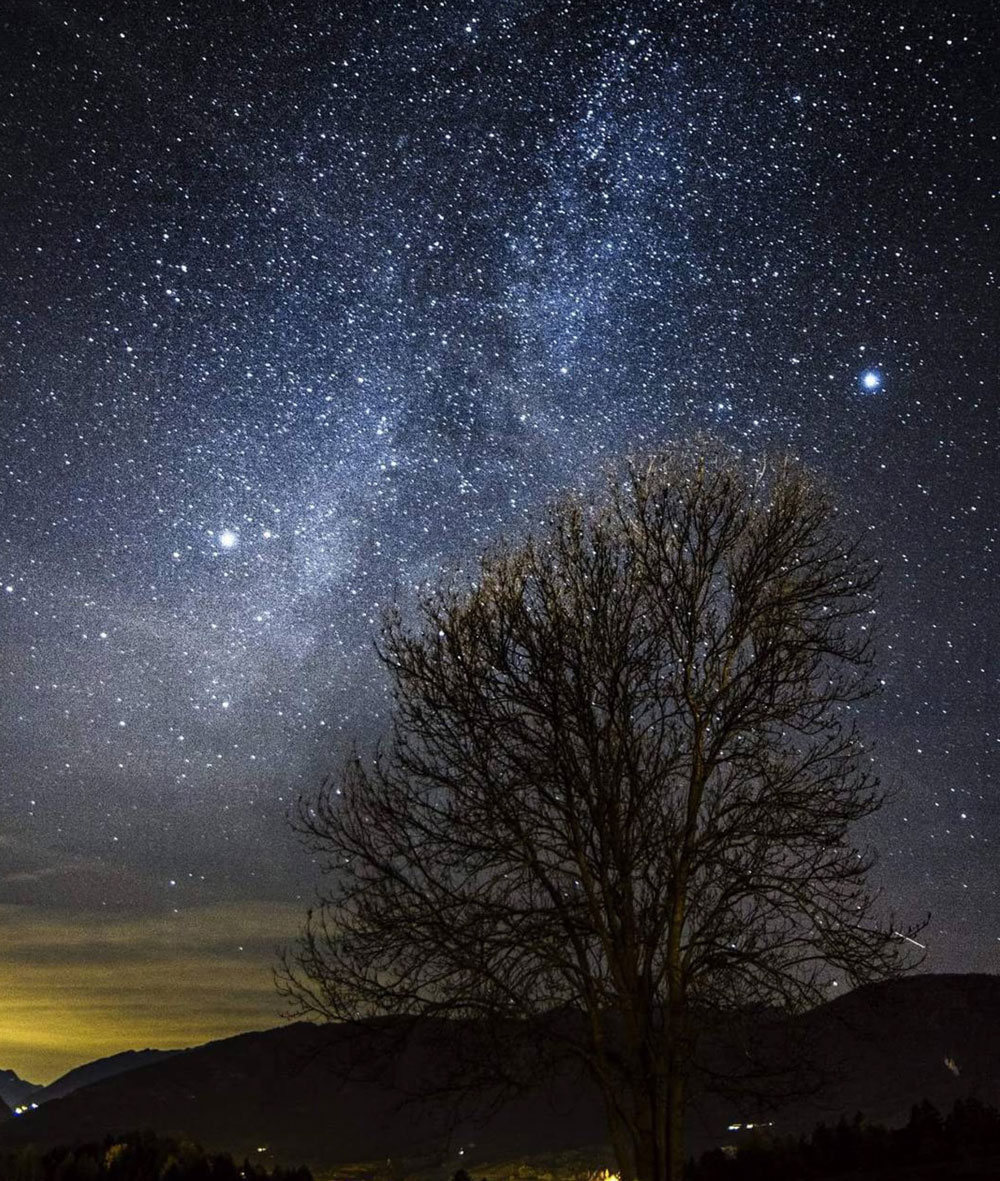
[0,902,296,1083]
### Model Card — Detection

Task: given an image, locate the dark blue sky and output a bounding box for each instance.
[0,0,995,1079]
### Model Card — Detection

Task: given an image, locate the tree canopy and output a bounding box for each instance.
[282,440,919,1181]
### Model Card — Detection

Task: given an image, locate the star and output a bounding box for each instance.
[0,1,993,1076]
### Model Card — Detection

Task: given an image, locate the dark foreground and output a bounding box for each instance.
[5,976,1000,1175]
[688,1096,1000,1179]
[6,1099,1000,1181]
[0,1130,312,1181]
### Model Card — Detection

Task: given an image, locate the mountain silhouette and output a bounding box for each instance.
[32,1048,179,1105]
[0,1069,40,1113]
[0,974,997,1173]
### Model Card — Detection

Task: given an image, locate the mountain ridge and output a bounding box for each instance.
[32,1048,180,1106]
[0,1068,41,1112]
[2,973,998,1172]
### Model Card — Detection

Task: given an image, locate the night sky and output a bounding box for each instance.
[0,1,995,1083]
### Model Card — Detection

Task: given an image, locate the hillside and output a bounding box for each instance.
[1,974,997,1173]
[0,1068,41,1112]
[32,1048,179,1105]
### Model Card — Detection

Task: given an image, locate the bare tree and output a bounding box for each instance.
[281,440,920,1181]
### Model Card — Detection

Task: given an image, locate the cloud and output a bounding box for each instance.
[0,835,165,912]
[0,899,303,1084]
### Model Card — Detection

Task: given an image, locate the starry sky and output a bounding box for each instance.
[0,1,995,1083]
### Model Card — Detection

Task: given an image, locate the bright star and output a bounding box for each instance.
[217,529,239,549]
[860,369,882,392]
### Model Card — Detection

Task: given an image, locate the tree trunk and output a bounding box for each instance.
[666,1069,685,1181]
[604,1106,638,1181]
[625,1120,664,1181]
[605,1087,670,1181]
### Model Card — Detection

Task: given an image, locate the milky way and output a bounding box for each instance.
[0,0,996,1056]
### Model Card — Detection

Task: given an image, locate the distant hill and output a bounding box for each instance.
[0,1069,41,1112]
[1,974,999,1173]
[0,1050,175,1115]
[33,1048,179,1105]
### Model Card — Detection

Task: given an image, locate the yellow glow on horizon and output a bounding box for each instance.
[0,900,302,1084]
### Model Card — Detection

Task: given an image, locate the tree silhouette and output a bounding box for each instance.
[281,440,920,1181]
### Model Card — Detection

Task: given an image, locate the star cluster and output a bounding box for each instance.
[0,0,996,1061]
